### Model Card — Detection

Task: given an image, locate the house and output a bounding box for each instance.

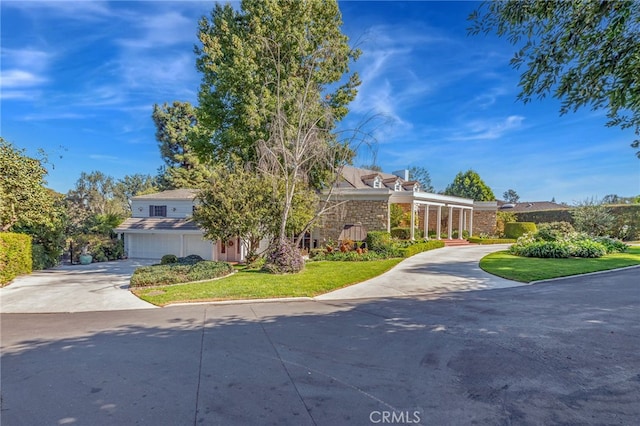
[114,189,247,262]
[313,166,497,245]
[114,167,500,261]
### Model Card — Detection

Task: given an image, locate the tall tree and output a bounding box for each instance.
[503,189,520,203]
[444,170,495,201]
[0,137,55,231]
[152,101,212,189]
[194,0,361,246]
[408,166,434,192]
[469,0,640,157]
[66,171,120,216]
[114,174,158,215]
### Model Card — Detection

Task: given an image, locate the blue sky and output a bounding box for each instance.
[2,1,639,203]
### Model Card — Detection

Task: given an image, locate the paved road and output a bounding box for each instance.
[0,259,156,313]
[1,267,639,425]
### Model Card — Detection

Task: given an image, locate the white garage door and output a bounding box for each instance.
[128,234,181,260]
[184,235,215,260]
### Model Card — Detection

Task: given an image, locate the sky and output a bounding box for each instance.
[2,1,639,204]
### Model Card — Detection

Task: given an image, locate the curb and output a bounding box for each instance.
[165,296,314,307]
[530,264,640,285]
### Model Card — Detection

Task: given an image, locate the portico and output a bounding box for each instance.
[389,192,474,241]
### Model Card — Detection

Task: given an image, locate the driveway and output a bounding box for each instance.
[0,259,157,313]
[1,268,638,425]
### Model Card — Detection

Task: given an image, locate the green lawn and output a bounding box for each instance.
[133,258,403,306]
[480,246,640,282]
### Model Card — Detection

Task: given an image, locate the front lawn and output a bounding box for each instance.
[480,246,640,282]
[132,258,403,306]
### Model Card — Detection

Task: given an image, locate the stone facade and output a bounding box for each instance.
[314,199,389,244]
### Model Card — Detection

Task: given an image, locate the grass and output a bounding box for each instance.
[132,258,403,306]
[480,246,640,282]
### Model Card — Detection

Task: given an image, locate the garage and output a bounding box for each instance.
[126,234,181,260]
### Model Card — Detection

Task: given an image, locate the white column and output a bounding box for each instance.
[410,202,415,240]
[447,206,453,239]
[424,205,429,240]
[469,208,474,237]
[180,234,185,257]
[458,208,464,239]
[436,206,442,240]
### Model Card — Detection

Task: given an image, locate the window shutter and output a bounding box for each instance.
[149,205,154,216]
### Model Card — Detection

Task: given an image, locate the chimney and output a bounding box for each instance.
[392,169,409,181]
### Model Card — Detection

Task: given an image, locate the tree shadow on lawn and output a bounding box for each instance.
[2,273,639,425]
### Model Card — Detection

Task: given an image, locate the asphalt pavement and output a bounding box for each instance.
[2,267,639,425]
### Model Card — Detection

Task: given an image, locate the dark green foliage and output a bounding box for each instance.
[592,236,628,254]
[467,237,517,244]
[390,227,424,240]
[510,241,571,258]
[263,238,304,274]
[569,239,607,258]
[130,261,234,287]
[536,222,575,241]
[310,251,386,261]
[178,254,205,265]
[0,232,32,285]
[161,254,178,265]
[469,0,640,157]
[504,222,537,239]
[571,199,615,237]
[71,234,124,263]
[366,231,393,253]
[396,241,445,258]
[515,210,573,224]
[609,205,640,241]
[444,170,495,201]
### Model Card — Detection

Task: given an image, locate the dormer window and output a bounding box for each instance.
[149,205,167,217]
[373,176,382,188]
[394,181,401,191]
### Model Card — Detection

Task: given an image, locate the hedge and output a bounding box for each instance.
[467,237,517,244]
[366,231,392,252]
[390,227,424,240]
[397,240,445,257]
[504,222,537,239]
[130,260,234,287]
[1,232,32,286]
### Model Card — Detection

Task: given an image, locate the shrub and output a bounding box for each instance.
[568,239,607,258]
[314,251,386,261]
[467,237,517,244]
[390,227,424,240]
[366,231,393,253]
[510,240,571,258]
[161,254,178,265]
[31,243,58,270]
[536,222,575,241]
[263,238,304,274]
[130,260,233,287]
[591,236,628,254]
[177,254,205,265]
[504,222,537,239]
[396,241,445,258]
[71,234,124,263]
[0,232,32,285]
[571,198,615,236]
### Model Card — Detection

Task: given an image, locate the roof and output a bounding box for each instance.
[114,217,201,232]
[339,165,406,189]
[497,201,569,212]
[131,189,199,201]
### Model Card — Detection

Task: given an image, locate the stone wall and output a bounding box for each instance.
[315,199,389,244]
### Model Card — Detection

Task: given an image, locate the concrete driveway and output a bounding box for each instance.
[0,259,157,313]
[1,267,638,425]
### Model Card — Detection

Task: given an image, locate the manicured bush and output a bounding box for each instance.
[161,254,178,265]
[510,240,571,258]
[504,222,537,239]
[366,231,393,252]
[390,227,424,240]
[313,251,386,261]
[536,222,575,241]
[178,254,205,265]
[0,232,32,285]
[130,260,233,287]
[592,236,628,254]
[397,240,445,258]
[467,237,517,244]
[71,234,124,263]
[568,239,607,258]
[263,238,304,274]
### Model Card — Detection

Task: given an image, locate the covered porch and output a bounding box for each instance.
[389,192,475,241]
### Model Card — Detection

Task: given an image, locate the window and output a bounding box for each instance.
[149,205,167,217]
[394,181,401,191]
[373,177,382,189]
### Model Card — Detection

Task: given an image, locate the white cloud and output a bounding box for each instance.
[89,154,119,161]
[449,115,525,141]
[116,11,196,49]
[0,70,47,88]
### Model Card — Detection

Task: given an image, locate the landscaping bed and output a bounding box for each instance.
[480,246,640,282]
